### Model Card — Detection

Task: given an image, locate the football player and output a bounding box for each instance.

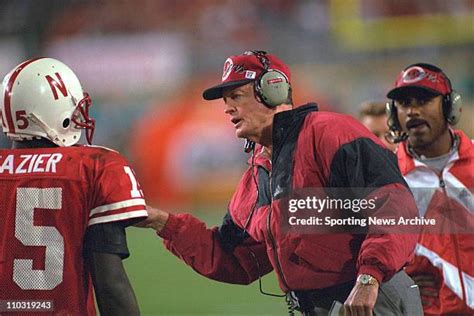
[0,58,147,315]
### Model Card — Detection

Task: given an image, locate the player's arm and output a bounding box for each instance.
[84,222,140,316]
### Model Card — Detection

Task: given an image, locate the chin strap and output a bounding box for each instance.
[27,113,67,147]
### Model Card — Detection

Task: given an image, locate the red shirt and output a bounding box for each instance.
[0,145,147,315]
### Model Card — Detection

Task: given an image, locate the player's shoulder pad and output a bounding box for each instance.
[77,144,127,163]
[82,144,120,154]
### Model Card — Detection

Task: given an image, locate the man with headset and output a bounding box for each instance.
[386,63,473,315]
[143,51,422,315]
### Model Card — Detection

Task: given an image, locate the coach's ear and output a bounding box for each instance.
[133,205,170,233]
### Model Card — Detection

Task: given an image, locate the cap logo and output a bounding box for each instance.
[402,66,426,84]
[402,66,442,86]
[222,58,233,81]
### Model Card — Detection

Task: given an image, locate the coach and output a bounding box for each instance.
[144,51,422,315]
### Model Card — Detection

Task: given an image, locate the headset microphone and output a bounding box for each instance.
[385,101,408,144]
[384,130,408,144]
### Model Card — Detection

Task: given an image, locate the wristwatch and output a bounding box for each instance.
[357,274,379,286]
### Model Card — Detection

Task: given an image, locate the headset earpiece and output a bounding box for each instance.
[250,50,290,108]
[443,90,462,125]
[255,69,290,108]
[438,69,463,125]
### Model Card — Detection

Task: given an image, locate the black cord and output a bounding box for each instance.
[242,147,259,230]
[240,146,289,313]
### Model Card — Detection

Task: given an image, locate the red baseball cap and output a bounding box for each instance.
[387,64,451,99]
[202,51,291,100]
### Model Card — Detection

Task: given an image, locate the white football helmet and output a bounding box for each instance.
[1,57,95,146]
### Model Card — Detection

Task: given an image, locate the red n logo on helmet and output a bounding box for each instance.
[46,73,68,100]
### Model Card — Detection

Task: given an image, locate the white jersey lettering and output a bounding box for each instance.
[0,155,14,174]
[0,153,63,174]
[32,154,47,172]
[45,154,62,173]
[27,154,39,173]
[16,155,32,174]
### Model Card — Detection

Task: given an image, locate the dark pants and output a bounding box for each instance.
[289,270,423,316]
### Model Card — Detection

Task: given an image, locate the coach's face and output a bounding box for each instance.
[223,83,274,143]
[396,93,447,151]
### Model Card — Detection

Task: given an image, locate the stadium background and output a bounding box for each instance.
[0,1,472,315]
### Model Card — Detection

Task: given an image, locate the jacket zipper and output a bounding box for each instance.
[266,171,291,291]
[439,178,445,188]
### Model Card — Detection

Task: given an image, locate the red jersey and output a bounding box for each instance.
[0,145,147,315]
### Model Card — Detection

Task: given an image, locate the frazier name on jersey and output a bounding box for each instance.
[0,153,63,174]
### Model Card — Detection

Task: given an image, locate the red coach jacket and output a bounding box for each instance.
[159,104,418,291]
[399,130,474,315]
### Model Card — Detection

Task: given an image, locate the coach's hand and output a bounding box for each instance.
[343,278,379,316]
[134,206,169,233]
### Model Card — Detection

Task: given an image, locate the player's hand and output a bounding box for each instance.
[411,274,438,307]
[134,205,169,233]
[343,281,379,316]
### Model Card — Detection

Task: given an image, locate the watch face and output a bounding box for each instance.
[360,275,370,284]
[358,274,377,286]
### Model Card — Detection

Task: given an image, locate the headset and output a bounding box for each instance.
[249,50,291,108]
[243,51,292,153]
[386,63,462,143]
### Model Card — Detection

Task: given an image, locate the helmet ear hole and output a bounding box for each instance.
[62,118,70,128]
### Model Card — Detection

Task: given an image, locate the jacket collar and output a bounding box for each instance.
[273,103,318,131]
[245,103,318,169]
[272,103,318,146]
[456,129,473,158]
[398,129,472,174]
[246,144,272,170]
[271,103,318,168]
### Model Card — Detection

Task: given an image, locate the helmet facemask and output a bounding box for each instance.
[71,92,95,145]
